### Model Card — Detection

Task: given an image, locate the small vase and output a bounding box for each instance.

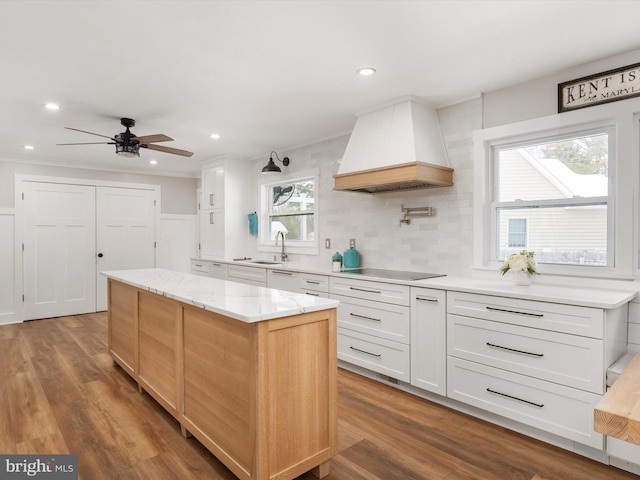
[512,270,531,286]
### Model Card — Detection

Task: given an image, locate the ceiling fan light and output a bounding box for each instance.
[115,142,140,158]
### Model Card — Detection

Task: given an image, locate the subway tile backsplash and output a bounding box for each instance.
[246,98,481,276]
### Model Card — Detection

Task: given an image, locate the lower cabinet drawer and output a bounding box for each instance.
[447,314,604,394]
[338,328,410,382]
[447,357,603,449]
[301,290,329,298]
[333,294,410,344]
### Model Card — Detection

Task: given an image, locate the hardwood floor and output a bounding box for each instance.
[0,312,637,480]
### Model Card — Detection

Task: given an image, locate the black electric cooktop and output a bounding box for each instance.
[341,268,445,281]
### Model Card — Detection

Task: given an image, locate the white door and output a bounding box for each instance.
[96,187,157,311]
[23,182,97,320]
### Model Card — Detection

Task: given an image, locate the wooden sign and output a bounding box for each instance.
[558,62,640,113]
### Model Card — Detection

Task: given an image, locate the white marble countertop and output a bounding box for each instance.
[193,258,639,310]
[413,275,638,309]
[102,268,339,323]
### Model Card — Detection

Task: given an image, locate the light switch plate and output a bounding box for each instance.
[350,238,356,249]
[325,238,331,249]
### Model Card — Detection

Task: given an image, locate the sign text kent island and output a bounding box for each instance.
[558,62,640,113]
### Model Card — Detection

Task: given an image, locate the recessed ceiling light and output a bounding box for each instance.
[45,103,60,111]
[149,159,158,165]
[357,67,376,76]
[23,145,34,150]
[210,133,220,140]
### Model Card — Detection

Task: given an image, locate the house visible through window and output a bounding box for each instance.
[492,129,611,266]
[507,218,527,249]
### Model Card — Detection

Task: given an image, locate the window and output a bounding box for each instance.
[260,171,318,254]
[492,129,612,267]
[507,218,527,249]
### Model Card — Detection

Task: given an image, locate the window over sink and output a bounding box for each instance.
[258,169,319,255]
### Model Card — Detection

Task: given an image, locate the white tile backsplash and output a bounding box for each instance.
[245,98,481,276]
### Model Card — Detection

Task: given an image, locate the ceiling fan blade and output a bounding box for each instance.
[143,144,194,157]
[64,127,115,140]
[57,142,114,145]
[133,134,173,144]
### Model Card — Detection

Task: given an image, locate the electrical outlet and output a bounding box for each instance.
[350,238,356,249]
[325,238,331,249]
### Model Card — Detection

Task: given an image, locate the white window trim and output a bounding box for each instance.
[257,168,319,256]
[473,98,640,280]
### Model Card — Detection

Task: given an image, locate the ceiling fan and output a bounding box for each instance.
[57,117,194,158]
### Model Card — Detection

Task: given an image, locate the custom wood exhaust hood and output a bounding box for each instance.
[334,96,454,193]
[333,161,453,193]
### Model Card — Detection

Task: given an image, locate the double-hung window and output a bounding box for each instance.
[260,171,318,254]
[491,128,613,267]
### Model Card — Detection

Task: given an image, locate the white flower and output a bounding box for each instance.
[508,255,528,272]
[500,250,539,276]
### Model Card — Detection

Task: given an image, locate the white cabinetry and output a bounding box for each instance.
[190,259,228,280]
[331,277,410,381]
[199,156,248,260]
[227,264,267,286]
[299,273,329,298]
[410,287,446,395]
[190,259,210,276]
[446,291,627,449]
[201,165,224,209]
[267,269,300,292]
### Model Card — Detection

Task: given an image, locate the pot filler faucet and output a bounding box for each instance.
[275,231,288,262]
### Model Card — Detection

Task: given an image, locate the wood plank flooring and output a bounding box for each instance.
[0,312,637,480]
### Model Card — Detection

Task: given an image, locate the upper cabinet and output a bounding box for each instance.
[199,156,249,260]
[202,164,225,210]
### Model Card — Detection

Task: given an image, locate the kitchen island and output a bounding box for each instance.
[103,268,339,480]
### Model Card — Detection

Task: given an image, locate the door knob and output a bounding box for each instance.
[97,253,104,258]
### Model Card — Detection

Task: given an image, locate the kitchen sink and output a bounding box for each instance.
[250,260,281,265]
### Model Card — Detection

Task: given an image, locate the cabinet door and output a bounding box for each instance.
[267,269,300,293]
[138,290,182,416]
[202,165,224,209]
[410,287,446,395]
[200,209,224,258]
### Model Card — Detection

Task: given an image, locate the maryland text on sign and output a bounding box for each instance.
[558,62,640,113]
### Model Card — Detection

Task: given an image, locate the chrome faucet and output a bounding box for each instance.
[275,231,288,262]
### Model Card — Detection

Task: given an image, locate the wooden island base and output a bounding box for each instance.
[107,279,338,480]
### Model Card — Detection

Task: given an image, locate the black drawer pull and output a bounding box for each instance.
[416,297,438,303]
[305,292,320,296]
[350,313,381,322]
[486,388,544,408]
[350,287,382,294]
[486,306,543,317]
[209,193,214,206]
[305,280,320,285]
[349,346,381,358]
[486,342,544,357]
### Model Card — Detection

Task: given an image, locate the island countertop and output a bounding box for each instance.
[102,268,339,323]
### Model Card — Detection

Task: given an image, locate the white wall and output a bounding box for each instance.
[158,214,197,272]
[244,97,480,276]
[0,158,197,214]
[0,208,20,324]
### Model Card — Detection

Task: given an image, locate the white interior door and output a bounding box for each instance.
[96,187,157,311]
[23,182,97,320]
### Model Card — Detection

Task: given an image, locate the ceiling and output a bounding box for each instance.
[3,1,640,177]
